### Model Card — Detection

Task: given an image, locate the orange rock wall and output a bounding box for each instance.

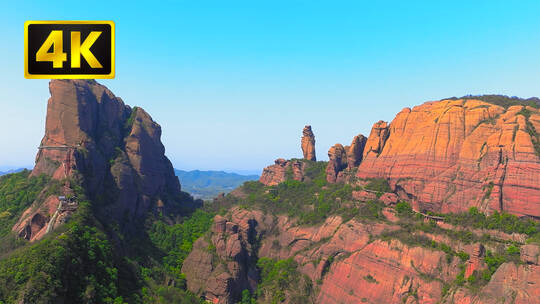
[357,99,540,217]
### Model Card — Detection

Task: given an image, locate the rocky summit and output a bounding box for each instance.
[14,79,191,241]
[356,99,540,218]
[301,125,316,161]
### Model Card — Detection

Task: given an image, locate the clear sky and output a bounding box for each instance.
[1,1,540,174]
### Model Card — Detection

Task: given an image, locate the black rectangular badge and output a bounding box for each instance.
[24,21,115,79]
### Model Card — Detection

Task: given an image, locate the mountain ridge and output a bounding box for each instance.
[174,169,258,200]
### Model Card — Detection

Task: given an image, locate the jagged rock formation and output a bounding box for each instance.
[259,158,308,186]
[347,134,367,168]
[325,144,347,183]
[356,99,540,218]
[301,125,316,161]
[182,212,263,304]
[326,134,367,183]
[14,80,192,241]
[363,120,389,158]
[183,206,540,304]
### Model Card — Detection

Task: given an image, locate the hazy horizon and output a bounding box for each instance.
[1,1,540,172]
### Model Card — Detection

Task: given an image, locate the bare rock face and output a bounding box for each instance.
[184,203,540,304]
[347,134,367,168]
[357,99,540,218]
[448,262,540,303]
[184,207,473,304]
[301,125,316,161]
[259,158,308,186]
[363,120,390,159]
[521,244,540,265]
[325,134,367,183]
[464,243,486,278]
[326,144,347,183]
[14,80,191,241]
[182,209,267,304]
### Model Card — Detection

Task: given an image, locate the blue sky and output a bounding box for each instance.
[1,1,540,174]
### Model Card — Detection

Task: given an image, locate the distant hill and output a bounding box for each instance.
[0,168,26,176]
[174,169,259,200]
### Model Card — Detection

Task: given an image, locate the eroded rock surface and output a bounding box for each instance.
[14,80,195,241]
[356,99,540,217]
[301,125,316,161]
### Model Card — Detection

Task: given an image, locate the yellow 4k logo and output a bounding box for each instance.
[36,30,103,68]
[25,21,115,79]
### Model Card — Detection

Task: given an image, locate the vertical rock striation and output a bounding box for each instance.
[14,80,192,241]
[301,125,316,161]
[326,134,367,183]
[356,99,540,218]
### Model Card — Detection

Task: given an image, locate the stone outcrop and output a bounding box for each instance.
[182,212,263,304]
[447,261,540,304]
[356,99,540,218]
[347,134,367,168]
[301,125,316,161]
[14,80,196,241]
[464,243,486,278]
[184,206,540,304]
[363,120,390,159]
[521,244,540,265]
[259,158,308,186]
[325,134,367,183]
[325,144,347,183]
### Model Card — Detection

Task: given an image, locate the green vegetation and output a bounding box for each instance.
[364,178,391,194]
[445,95,540,109]
[441,207,538,236]
[124,106,139,131]
[0,168,211,303]
[0,170,49,239]
[0,201,128,304]
[395,201,414,217]
[481,250,506,282]
[221,161,392,225]
[524,115,540,157]
[147,209,213,279]
[254,257,313,303]
[516,106,540,156]
[363,274,378,284]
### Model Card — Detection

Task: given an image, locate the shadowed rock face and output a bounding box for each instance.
[347,134,367,168]
[326,144,347,183]
[326,134,367,183]
[302,125,316,161]
[16,80,188,240]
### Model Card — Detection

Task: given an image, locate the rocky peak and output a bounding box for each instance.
[259,158,308,186]
[15,80,191,241]
[363,120,390,159]
[301,125,316,161]
[357,99,540,217]
[325,134,367,183]
[326,144,347,183]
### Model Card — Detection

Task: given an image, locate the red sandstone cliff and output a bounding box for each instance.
[14,80,193,241]
[262,99,539,219]
[183,205,540,304]
[356,99,540,218]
